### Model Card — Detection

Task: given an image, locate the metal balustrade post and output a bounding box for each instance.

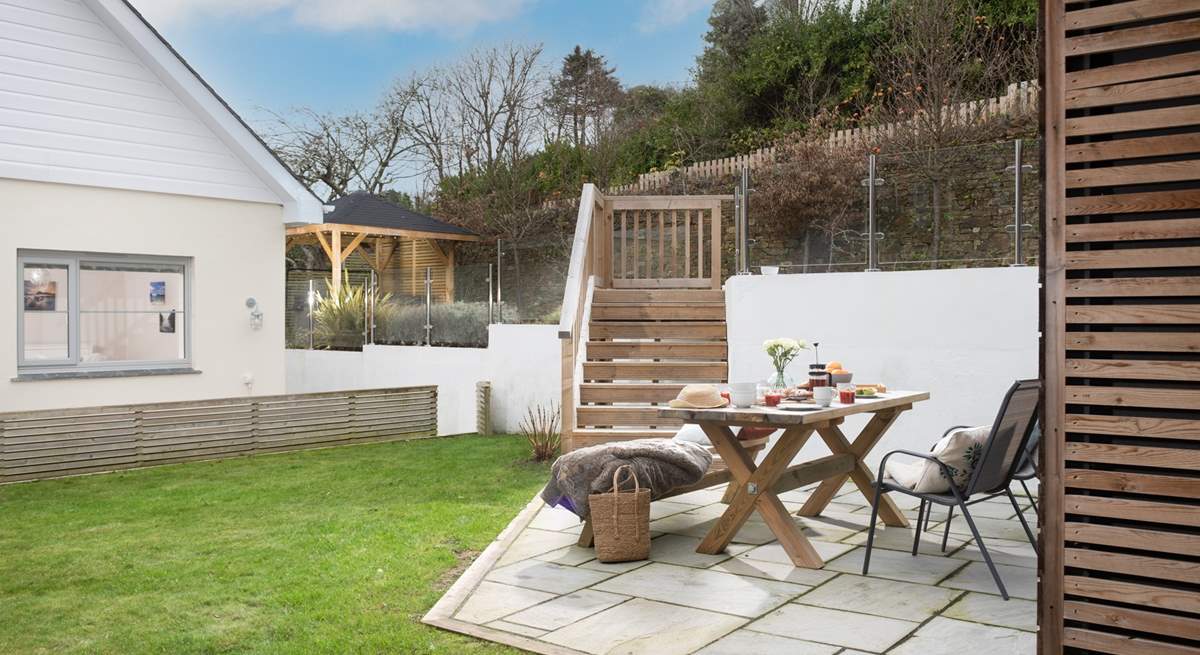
[496,239,503,324]
[1005,139,1036,266]
[307,278,314,350]
[860,154,885,272]
[424,266,433,346]
[487,263,494,325]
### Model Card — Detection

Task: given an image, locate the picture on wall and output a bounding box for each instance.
[24,279,57,311]
[149,281,166,305]
[159,310,176,334]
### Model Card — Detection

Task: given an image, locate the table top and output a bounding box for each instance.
[659,390,930,427]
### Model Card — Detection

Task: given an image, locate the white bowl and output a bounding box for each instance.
[830,372,853,385]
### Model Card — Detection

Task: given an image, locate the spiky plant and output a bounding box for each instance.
[520,402,561,462]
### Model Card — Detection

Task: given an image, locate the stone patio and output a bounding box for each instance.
[425,481,1038,655]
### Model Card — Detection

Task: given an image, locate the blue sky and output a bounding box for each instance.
[140,1,714,120]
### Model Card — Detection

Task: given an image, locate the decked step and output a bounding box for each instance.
[585,341,727,361]
[572,428,679,448]
[593,288,725,304]
[591,302,725,322]
[580,383,685,404]
[589,321,727,340]
[583,361,727,382]
[576,407,684,428]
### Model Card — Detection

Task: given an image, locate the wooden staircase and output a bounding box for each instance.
[573,288,728,449]
[558,186,731,452]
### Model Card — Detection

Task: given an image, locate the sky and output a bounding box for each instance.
[133,0,715,121]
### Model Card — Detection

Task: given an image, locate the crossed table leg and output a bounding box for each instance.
[695,406,912,568]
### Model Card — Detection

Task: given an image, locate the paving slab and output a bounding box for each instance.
[749,603,919,652]
[594,562,809,617]
[541,598,746,655]
[940,560,1036,600]
[943,513,1036,542]
[504,589,630,631]
[694,629,840,655]
[484,619,547,638]
[796,574,961,622]
[667,487,731,506]
[496,528,582,567]
[942,592,1037,632]
[739,539,856,566]
[826,547,968,585]
[454,581,557,625]
[536,545,597,566]
[486,559,614,595]
[531,506,586,532]
[950,537,1037,569]
[709,556,839,587]
[577,558,651,574]
[842,524,970,555]
[888,617,1034,655]
[647,534,751,568]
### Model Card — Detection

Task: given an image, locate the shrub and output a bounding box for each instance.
[375,302,518,348]
[312,279,399,350]
[520,402,561,462]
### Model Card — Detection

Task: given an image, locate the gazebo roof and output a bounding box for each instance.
[323,192,477,239]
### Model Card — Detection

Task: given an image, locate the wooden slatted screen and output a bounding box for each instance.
[608,196,724,289]
[0,387,437,484]
[1042,2,1200,653]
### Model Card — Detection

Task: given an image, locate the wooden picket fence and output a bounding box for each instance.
[607,80,1039,195]
[0,386,437,484]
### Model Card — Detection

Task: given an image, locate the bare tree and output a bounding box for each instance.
[873,0,1034,264]
[264,89,421,203]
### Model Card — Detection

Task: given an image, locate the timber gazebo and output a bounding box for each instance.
[286,192,479,302]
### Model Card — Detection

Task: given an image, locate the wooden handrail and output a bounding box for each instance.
[558,183,602,340]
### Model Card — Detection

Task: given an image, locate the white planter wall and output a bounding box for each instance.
[287,268,1038,457]
[726,267,1039,465]
[286,324,560,436]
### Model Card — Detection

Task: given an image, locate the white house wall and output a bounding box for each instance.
[0,178,287,412]
[0,0,279,205]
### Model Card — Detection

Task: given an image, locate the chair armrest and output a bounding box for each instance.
[875,449,958,490]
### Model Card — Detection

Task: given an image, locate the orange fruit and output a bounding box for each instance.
[825,361,843,372]
[831,368,847,375]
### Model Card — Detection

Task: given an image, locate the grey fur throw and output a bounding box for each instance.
[540,438,713,519]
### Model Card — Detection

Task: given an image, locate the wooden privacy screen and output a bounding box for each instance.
[0,387,437,484]
[1042,2,1200,653]
[607,197,723,289]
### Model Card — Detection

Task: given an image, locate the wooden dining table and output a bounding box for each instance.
[659,390,930,568]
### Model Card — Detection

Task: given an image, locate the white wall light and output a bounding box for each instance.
[246,297,264,330]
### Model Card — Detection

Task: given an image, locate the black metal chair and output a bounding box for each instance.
[862,379,1041,600]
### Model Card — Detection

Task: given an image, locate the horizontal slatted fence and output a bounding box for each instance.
[1044,1,1200,652]
[0,386,437,484]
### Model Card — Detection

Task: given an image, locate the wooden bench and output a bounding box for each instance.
[576,436,768,548]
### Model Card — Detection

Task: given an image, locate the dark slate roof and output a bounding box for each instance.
[324,192,477,237]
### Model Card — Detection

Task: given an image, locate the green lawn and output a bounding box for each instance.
[0,435,548,654]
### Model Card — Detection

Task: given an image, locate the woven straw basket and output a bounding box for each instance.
[589,465,651,563]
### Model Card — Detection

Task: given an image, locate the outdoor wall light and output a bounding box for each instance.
[246,297,263,330]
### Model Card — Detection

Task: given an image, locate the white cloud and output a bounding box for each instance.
[130,0,531,33]
[636,0,710,33]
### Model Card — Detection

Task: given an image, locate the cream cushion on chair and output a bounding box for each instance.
[884,426,989,493]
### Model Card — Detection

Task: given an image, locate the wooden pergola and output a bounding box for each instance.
[285,193,479,301]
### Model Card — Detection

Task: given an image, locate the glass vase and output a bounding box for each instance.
[765,369,794,391]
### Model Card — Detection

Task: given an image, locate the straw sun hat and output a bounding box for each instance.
[668,384,729,409]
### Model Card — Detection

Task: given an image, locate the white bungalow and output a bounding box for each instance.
[0,0,324,412]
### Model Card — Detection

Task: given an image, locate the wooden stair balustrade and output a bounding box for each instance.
[557,187,732,452]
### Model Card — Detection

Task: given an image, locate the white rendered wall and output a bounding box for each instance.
[0,178,287,412]
[725,267,1039,466]
[286,324,561,436]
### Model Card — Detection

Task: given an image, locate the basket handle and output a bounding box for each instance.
[609,464,643,543]
[610,464,640,495]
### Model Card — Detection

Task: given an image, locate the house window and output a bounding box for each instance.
[18,251,190,374]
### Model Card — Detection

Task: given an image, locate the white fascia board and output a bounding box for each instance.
[85,0,324,224]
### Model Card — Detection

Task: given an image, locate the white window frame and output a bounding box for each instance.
[17,250,193,374]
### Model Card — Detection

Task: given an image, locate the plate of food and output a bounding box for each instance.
[855,386,881,399]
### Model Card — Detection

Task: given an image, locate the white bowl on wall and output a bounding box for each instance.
[759,266,780,275]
